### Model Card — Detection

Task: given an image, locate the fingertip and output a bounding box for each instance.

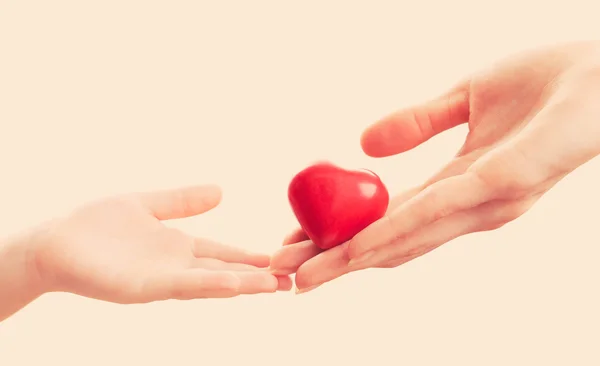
[142,183,225,220]
[236,271,281,294]
[294,259,320,289]
[276,275,294,291]
[265,273,281,292]
[184,184,224,215]
[361,87,470,158]
[268,249,292,274]
[293,267,312,290]
[360,114,422,157]
[359,124,382,157]
[198,184,223,208]
[359,123,379,157]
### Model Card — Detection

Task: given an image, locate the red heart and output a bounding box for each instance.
[287,161,390,250]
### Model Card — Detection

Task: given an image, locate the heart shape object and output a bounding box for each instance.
[288,161,390,250]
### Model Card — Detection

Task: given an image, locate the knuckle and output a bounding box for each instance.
[410,106,434,140]
[385,215,403,241]
[419,188,448,221]
[175,191,196,217]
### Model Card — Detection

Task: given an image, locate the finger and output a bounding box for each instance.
[348,197,538,270]
[348,205,488,271]
[295,249,425,293]
[269,239,322,275]
[348,171,493,260]
[145,268,242,301]
[292,195,471,290]
[191,258,293,291]
[147,269,285,300]
[192,238,271,268]
[191,257,266,272]
[234,271,281,294]
[361,81,470,157]
[293,242,354,290]
[276,275,294,291]
[139,184,223,220]
[282,228,309,246]
[294,198,531,290]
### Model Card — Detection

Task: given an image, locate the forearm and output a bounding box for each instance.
[0,228,45,322]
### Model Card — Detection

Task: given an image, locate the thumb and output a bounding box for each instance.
[361,81,470,157]
[138,184,223,220]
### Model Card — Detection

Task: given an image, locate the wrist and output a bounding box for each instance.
[24,220,61,294]
[0,223,52,321]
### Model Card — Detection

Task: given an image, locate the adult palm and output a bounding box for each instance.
[271,41,600,292]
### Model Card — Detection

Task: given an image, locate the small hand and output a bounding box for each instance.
[271,41,600,292]
[31,184,291,303]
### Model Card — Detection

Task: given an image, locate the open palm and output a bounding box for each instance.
[271,41,600,292]
[33,184,291,303]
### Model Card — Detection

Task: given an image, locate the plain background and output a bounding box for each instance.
[1,1,599,365]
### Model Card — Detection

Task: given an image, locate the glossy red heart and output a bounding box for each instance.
[287,161,390,250]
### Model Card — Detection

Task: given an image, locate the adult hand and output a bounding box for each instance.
[271,40,600,292]
[30,184,292,303]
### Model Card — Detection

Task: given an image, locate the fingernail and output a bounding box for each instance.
[295,284,320,294]
[347,251,375,267]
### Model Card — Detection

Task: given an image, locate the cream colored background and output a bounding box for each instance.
[1,1,599,365]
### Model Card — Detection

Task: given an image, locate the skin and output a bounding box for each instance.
[4,40,600,318]
[270,40,600,292]
[0,184,292,322]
